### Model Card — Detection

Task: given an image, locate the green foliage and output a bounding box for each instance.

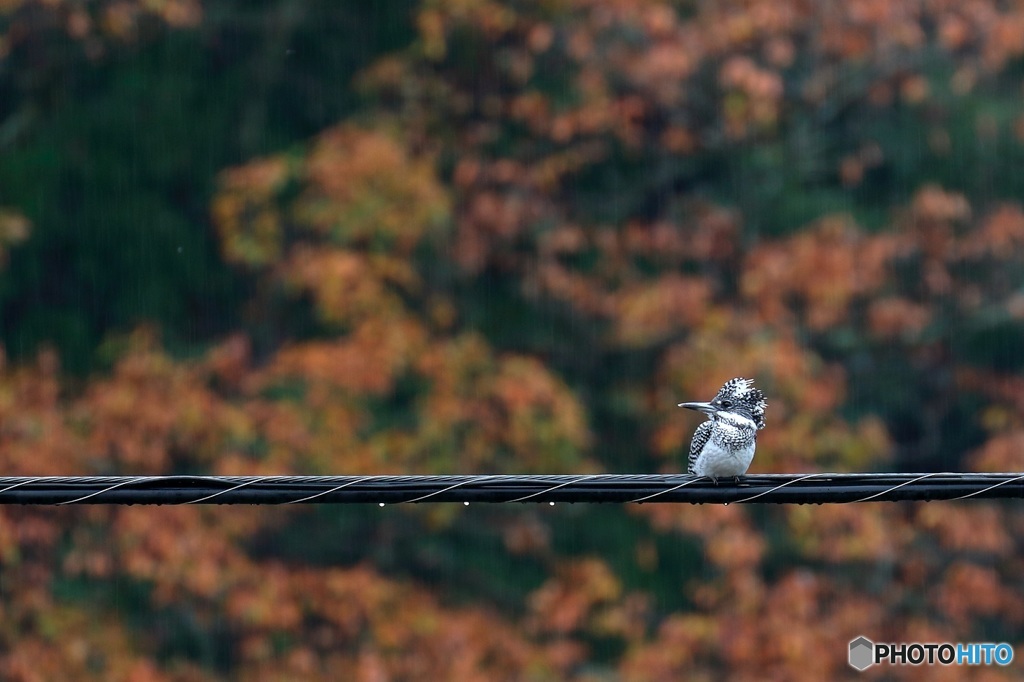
[0,0,419,372]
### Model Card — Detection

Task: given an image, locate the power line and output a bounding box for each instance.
[0,473,1021,505]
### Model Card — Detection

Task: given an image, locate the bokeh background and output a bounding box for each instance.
[2,0,1024,678]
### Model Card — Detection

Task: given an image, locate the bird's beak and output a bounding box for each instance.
[678,401,717,415]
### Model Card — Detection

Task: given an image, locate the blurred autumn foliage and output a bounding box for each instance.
[5,0,1024,678]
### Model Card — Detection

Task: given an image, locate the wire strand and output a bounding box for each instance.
[1,473,1023,504]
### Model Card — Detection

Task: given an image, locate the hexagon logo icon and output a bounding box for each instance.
[849,636,874,671]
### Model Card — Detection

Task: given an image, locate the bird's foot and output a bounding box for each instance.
[706,476,742,485]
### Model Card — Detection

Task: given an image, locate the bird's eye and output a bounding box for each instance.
[720,400,733,408]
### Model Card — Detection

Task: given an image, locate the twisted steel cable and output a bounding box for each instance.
[0,473,1020,505]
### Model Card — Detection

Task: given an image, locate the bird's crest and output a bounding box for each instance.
[715,377,767,429]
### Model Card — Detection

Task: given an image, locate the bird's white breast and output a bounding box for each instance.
[692,439,756,478]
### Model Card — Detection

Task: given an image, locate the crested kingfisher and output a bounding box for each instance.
[678,377,767,482]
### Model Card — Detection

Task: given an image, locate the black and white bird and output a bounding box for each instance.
[678,377,767,482]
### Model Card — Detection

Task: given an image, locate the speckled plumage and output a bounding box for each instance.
[687,420,715,474]
[680,377,767,481]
